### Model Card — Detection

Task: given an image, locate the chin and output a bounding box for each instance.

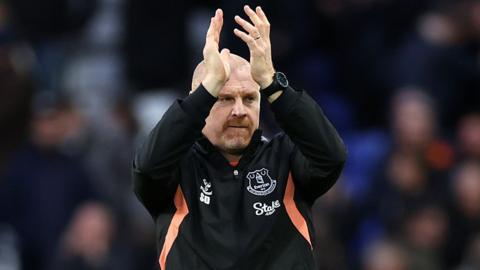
[223,137,249,155]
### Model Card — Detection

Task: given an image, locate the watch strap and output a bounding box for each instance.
[261,72,288,98]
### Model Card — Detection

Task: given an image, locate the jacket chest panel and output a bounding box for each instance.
[188,155,290,221]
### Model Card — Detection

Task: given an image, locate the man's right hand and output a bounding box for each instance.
[202,9,230,97]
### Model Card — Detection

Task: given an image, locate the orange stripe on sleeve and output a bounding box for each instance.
[283,172,312,249]
[159,186,189,270]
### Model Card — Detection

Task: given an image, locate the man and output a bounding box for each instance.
[133,6,347,270]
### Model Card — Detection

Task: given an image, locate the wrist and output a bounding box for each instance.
[259,72,275,89]
[261,71,289,98]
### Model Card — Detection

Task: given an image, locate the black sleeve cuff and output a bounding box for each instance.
[180,84,217,126]
[269,86,301,119]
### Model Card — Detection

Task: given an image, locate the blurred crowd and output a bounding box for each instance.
[0,0,479,269]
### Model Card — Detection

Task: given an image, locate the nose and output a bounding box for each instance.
[231,98,247,117]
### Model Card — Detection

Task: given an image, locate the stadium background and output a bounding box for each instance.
[1,0,480,269]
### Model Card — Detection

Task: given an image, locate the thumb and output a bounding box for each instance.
[220,48,231,77]
[220,48,230,63]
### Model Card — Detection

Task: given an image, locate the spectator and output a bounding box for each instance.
[51,202,132,270]
[1,94,95,270]
[445,160,480,267]
[457,233,480,270]
[362,238,408,270]
[389,0,480,128]
[456,113,480,161]
[401,203,448,270]
[362,89,451,231]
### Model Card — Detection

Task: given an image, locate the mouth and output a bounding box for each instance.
[225,125,250,134]
[226,121,249,128]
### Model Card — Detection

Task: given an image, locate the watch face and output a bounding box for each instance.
[276,72,289,88]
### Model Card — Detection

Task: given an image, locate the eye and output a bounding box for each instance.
[244,96,257,104]
[218,96,234,103]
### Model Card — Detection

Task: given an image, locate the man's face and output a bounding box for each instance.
[203,66,260,156]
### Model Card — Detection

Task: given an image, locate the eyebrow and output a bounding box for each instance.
[219,89,259,96]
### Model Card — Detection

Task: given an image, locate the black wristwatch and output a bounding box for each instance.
[261,72,289,98]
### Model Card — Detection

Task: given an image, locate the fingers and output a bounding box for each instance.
[243,5,262,28]
[234,5,270,41]
[244,5,270,39]
[205,9,223,46]
[234,15,259,38]
[213,9,223,44]
[255,6,270,25]
[233,28,259,52]
[201,9,231,95]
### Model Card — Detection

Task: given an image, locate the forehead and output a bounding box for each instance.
[219,82,259,96]
[219,65,259,96]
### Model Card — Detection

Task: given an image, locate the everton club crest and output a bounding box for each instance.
[246,168,277,196]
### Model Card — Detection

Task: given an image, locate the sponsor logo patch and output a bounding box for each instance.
[253,200,281,216]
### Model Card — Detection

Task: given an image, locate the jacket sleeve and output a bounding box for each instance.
[133,85,216,218]
[269,87,347,205]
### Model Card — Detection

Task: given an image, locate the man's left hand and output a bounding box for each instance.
[234,5,275,89]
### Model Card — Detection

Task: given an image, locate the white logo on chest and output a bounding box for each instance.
[199,179,212,205]
[246,168,277,196]
[253,200,281,216]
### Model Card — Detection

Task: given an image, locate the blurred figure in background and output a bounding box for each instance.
[388,87,454,174]
[457,234,480,270]
[312,191,349,270]
[390,0,480,128]
[445,160,480,267]
[401,203,448,270]
[7,0,97,93]
[0,94,96,270]
[348,88,453,266]
[0,44,30,270]
[51,202,132,270]
[456,113,480,161]
[0,225,20,270]
[362,238,408,270]
[67,96,158,270]
[307,0,433,128]
[368,88,450,210]
[0,47,33,176]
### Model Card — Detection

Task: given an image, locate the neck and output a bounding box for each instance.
[222,152,242,163]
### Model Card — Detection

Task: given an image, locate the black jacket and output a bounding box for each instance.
[133,85,347,270]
